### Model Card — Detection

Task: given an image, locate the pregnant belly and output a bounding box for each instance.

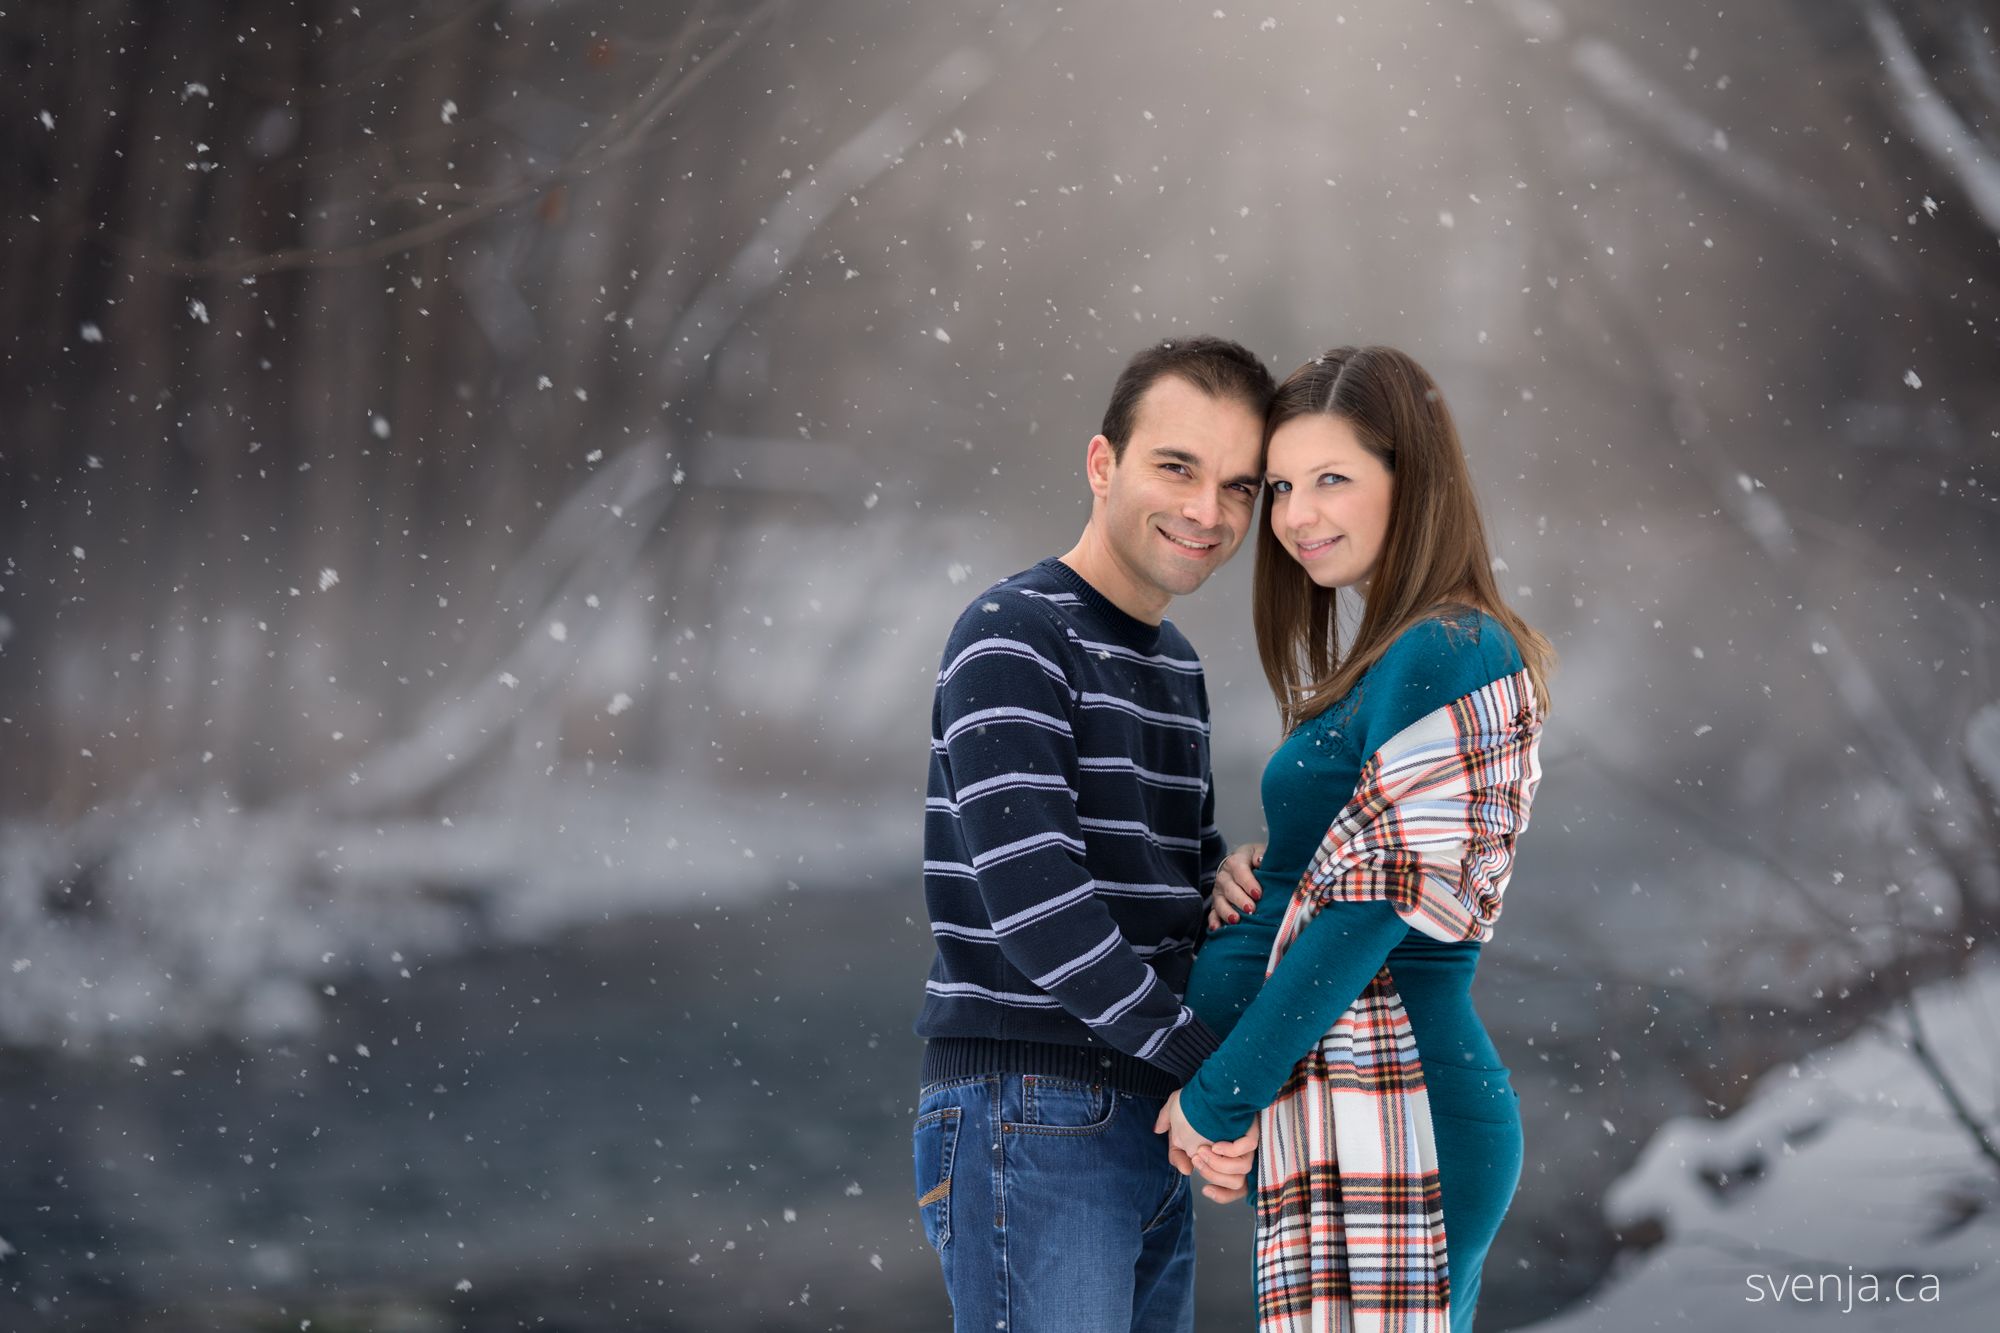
[1392,967,1515,1125]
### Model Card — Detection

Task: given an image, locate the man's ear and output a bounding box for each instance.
[1085,434,1117,500]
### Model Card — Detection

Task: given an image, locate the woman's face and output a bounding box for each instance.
[1264,413,1394,591]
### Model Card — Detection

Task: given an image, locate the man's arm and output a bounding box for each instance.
[1196,762,1227,932]
[935,600,1220,1081]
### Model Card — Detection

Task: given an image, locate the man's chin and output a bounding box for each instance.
[1153,563,1219,598]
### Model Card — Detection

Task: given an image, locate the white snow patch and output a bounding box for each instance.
[1516,955,2000,1331]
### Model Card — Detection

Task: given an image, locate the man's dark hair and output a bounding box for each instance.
[1099,335,1276,460]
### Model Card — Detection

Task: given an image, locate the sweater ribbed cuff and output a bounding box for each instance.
[1149,1013,1222,1085]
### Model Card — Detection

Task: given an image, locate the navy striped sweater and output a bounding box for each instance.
[915,557,1227,1098]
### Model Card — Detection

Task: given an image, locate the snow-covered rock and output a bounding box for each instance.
[1518,952,2000,1330]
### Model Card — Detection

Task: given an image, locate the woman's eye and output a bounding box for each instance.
[1319,473,1347,486]
[1268,480,1291,494]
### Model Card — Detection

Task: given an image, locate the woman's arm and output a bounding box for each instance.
[1175,894,1409,1143]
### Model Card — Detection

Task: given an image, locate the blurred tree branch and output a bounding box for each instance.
[127,0,783,278]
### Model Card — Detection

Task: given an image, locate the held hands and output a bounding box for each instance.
[1155,1088,1258,1204]
[1207,842,1266,932]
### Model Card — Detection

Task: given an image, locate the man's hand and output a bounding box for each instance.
[1207,841,1266,932]
[1155,1089,1259,1197]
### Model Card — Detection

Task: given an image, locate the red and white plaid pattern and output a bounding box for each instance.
[1253,669,1544,1332]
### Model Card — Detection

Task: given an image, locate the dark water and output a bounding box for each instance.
[0,881,1738,1331]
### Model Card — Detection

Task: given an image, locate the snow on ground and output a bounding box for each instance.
[1516,949,2000,1331]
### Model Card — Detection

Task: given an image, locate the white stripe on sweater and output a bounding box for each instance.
[1076,756,1208,790]
[1073,638,1201,673]
[972,830,1088,871]
[943,706,1073,745]
[939,636,1071,690]
[925,980,1064,1008]
[1076,816,1202,852]
[1077,692,1208,732]
[1085,973,1158,1028]
[989,881,1096,933]
[1093,879,1203,899]
[1033,927,1125,989]
[953,771,1077,804]
[1136,1006,1194,1060]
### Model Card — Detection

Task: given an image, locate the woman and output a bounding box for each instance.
[1161,346,1554,1332]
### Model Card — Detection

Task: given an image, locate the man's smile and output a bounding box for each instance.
[1158,527,1220,554]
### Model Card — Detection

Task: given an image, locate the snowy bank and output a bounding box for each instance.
[1516,951,2000,1331]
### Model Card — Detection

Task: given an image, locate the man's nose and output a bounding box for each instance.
[1183,490,1221,530]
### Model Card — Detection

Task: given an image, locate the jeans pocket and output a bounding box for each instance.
[1011,1075,1116,1135]
[913,1105,962,1253]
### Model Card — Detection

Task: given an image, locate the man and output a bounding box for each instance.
[912,336,1274,1331]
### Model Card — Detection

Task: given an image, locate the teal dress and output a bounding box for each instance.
[1181,609,1526,1333]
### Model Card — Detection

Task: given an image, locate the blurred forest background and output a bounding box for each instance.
[2,0,1997,1329]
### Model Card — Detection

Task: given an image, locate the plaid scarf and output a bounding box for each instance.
[1253,667,1544,1333]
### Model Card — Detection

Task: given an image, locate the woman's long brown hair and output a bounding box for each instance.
[1251,346,1556,733]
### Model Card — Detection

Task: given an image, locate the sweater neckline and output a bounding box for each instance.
[1037,556,1165,650]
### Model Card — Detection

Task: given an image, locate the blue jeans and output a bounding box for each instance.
[913,1072,1196,1332]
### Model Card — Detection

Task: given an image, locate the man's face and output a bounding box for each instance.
[1086,375,1266,604]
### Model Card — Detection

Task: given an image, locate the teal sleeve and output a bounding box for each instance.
[1176,896,1409,1142]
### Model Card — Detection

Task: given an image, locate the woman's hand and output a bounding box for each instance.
[1155,1089,1259,1194]
[1207,841,1265,932]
